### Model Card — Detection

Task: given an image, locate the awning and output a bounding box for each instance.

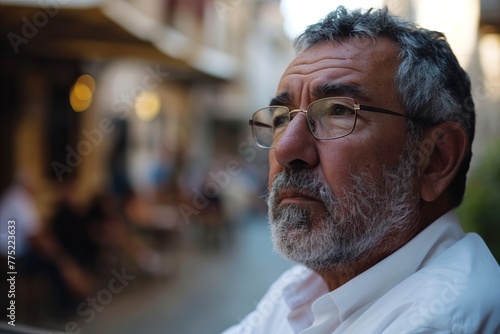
[0,0,238,80]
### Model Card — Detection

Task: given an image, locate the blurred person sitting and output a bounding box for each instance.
[223,6,500,333]
[5,179,103,321]
[0,172,41,264]
[0,173,95,321]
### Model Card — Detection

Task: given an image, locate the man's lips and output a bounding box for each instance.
[276,189,321,205]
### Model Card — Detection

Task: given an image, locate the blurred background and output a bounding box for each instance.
[0,0,498,333]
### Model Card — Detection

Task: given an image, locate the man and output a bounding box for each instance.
[223,6,500,334]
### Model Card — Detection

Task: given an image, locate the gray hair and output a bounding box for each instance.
[295,6,475,208]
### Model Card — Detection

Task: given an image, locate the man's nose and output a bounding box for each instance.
[273,112,319,169]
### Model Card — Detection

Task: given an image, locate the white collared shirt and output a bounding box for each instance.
[222,211,500,333]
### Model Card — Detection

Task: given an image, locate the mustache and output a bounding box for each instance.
[269,170,337,204]
[272,169,320,191]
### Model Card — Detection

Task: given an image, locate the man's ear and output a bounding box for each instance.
[418,122,468,202]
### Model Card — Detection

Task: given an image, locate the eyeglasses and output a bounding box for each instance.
[249,97,412,149]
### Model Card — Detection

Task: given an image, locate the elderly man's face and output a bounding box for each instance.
[267,37,421,271]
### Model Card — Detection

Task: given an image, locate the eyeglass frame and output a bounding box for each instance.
[248,96,416,149]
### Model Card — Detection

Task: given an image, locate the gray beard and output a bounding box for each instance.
[267,138,421,272]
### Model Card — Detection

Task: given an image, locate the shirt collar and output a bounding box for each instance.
[282,265,329,331]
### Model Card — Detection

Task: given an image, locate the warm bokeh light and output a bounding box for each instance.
[134,90,161,121]
[69,74,95,112]
[77,74,96,93]
[73,82,93,101]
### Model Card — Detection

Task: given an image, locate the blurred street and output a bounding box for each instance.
[78,215,292,334]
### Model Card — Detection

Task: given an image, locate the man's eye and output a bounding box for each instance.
[272,115,289,128]
[328,105,355,116]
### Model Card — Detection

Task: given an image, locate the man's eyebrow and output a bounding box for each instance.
[269,92,294,106]
[311,83,372,101]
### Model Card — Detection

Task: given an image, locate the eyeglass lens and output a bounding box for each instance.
[252,97,357,148]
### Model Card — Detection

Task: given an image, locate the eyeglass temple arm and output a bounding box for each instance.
[249,120,272,128]
[358,105,413,120]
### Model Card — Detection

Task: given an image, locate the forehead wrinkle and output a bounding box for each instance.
[286,61,363,77]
